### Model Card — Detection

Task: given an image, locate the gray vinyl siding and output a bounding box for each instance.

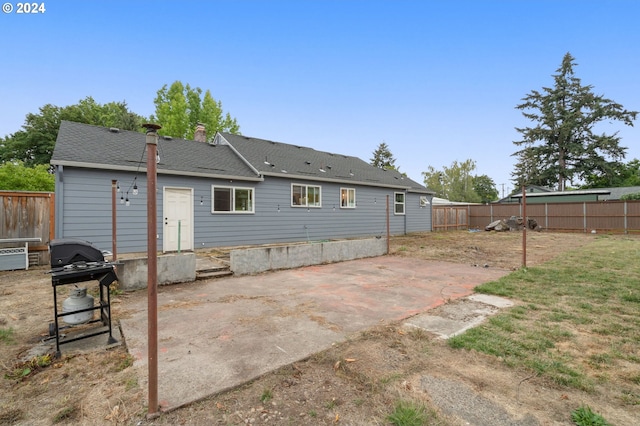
[55,168,431,254]
[405,193,433,232]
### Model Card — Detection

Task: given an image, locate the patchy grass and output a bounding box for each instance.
[3,354,53,381]
[0,328,14,344]
[387,399,442,426]
[449,236,640,398]
[260,388,273,403]
[571,405,611,426]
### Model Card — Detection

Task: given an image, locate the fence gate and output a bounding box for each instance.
[432,206,468,231]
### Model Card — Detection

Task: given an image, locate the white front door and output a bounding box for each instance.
[163,187,194,252]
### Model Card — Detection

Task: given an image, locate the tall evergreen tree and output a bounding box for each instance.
[512,53,637,190]
[370,142,397,170]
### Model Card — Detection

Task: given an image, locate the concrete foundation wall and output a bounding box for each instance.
[230,238,387,275]
[117,253,196,291]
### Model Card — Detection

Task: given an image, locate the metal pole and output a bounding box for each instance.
[386,195,390,254]
[143,123,161,416]
[111,180,117,262]
[522,186,527,268]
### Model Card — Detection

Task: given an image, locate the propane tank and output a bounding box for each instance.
[62,287,94,325]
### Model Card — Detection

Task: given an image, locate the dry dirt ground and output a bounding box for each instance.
[0,231,625,425]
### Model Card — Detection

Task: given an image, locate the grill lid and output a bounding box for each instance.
[50,238,105,267]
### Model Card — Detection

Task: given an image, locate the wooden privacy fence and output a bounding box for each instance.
[0,191,54,266]
[432,206,469,231]
[433,201,640,234]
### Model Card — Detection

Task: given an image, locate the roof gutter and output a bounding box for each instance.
[50,160,264,182]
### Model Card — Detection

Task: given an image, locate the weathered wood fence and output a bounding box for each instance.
[0,191,55,265]
[434,200,640,234]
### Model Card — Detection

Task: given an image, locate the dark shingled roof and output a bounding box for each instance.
[51,121,261,180]
[51,121,431,193]
[218,133,430,193]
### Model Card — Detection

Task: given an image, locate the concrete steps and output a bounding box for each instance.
[196,265,233,281]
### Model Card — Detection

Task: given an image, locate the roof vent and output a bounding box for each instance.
[163,135,173,141]
[109,127,119,133]
[305,161,311,165]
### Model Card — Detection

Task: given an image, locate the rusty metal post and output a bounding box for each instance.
[111,180,118,262]
[522,186,527,268]
[143,123,161,415]
[386,195,390,254]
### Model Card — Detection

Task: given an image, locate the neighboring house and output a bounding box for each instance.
[496,185,628,204]
[503,189,611,204]
[597,186,640,201]
[497,185,554,203]
[432,197,480,205]
[51,121,434,254]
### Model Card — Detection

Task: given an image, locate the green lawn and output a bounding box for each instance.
[449,235,640,405]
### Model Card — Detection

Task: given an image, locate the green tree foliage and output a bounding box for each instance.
[0,161,54,191]
[151,81,240,140]
[620,192,640,200]
[422,159,488,203]
[583,158,640,188]
[0,97,146,167]
[370,142,397,170]
[512,53,637,191]
[472,174,499,203]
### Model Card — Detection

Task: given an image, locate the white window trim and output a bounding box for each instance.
[340,187,356,209]
[211,185,255,214]
[291,183,322,208]
[394,192,405,215]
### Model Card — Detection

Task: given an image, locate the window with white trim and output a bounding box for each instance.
[211,186,254,213]
[291,184,321,207]
[340,188,356,208]
[394,192,405,215]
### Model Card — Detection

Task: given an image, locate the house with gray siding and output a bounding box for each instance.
[51,121,433,254]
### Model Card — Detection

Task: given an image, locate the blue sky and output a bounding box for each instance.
[1,0,639,196]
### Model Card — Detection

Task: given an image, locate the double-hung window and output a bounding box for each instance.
[212,186,254,213]
[292,184,321,207]
[340,188,356,208]
[394,192,405,215]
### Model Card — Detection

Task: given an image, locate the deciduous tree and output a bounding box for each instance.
[583,158,640,188]
[512,53,637,190]
[152,81,240,140]
[0,97,146,167]
[0,161,54,191]
[422,159,485,203]
[473,174,499,203]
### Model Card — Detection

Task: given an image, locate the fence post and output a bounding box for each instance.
[583,202,587,233]
[490,204,493,222]
[545,203,548,230]
[624,201,628,234]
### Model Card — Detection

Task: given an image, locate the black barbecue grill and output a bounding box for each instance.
[48,238,118,356]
